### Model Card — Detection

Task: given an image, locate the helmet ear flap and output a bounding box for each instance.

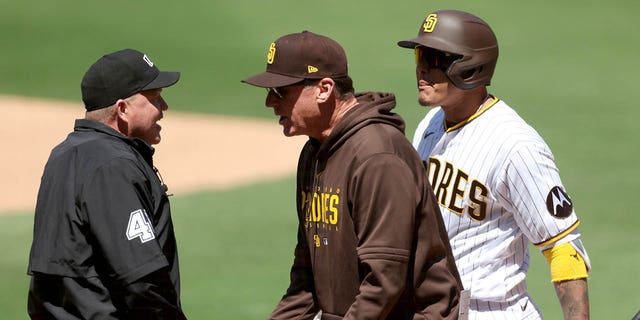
[446,55,497,90]
[445,57,479,90]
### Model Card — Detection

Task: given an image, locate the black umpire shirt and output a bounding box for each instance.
[27,119,185,319]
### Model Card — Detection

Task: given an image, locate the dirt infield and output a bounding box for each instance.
[1,95,306,214]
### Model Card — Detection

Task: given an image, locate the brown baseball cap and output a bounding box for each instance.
[241,31,348,88]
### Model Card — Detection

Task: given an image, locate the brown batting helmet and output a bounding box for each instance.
[398,10,499,90]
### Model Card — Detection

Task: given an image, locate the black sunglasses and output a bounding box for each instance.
[266,79,319,100]
[414,46,461,71]
[266,87,284,99]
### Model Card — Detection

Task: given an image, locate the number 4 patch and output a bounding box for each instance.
[126,209,156,243]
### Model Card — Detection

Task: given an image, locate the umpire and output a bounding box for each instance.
[27,49,187,319]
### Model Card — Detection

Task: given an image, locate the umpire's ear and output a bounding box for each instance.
[114,96,133,133]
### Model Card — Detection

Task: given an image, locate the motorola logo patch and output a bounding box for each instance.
[546,186,573,219]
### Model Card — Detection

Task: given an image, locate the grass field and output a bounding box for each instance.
[2,0,639,318]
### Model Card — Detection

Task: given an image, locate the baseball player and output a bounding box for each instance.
[397,10,591,319]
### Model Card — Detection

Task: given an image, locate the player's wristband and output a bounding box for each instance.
[542,241,588,282]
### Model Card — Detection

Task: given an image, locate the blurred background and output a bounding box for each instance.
[1,0,638,318]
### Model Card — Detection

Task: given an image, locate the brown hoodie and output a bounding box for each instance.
[269,92,462,320]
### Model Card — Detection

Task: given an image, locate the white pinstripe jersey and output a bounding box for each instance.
[413,98,581,318]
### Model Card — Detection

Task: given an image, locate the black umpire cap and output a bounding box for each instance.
[81,49,180,111]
